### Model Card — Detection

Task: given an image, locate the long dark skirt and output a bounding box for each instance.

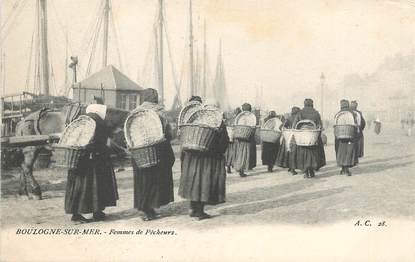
[316,137,326,169]
[132,143,175,211]
[225,142,236,167]
[249,138,257,169]
[65,154,118,214]
[261,142,279,166]
[295,137,325,172]
[234,139,252,172]
[179,151,226,205]
[356,134,364,158]
[276,138,297,169]
[336,139,358,167]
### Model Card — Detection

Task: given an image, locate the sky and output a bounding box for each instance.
[1,0,415,112]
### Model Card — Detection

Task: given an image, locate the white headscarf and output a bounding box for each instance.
[86,104,107,120]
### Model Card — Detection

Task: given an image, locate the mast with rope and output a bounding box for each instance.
[212,39,229,110]
[188,0,195,97]
[83,0,124,77]
[320,72,325,122]
[102,0,109,68]
[158,0,164,104]
[202,20,207,99]
[38,0,50,96]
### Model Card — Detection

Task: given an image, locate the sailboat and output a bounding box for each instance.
[1,0,72,137]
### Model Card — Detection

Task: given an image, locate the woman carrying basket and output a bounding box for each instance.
[132,89,175,221]
[179,97,229,220]
[234,103,257,177]
[261,111,280,172]
[64,103,119,223]
[293,99,326,178]
[225,107,241,173]
[335,100,359,176]
[276,106,300,175]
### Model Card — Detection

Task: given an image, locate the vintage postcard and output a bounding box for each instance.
[1,0,415,261]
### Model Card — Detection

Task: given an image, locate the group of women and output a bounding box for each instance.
[335,100,365,175]
[64,89,229,223]
[63,91,364,223]
[225,98,327,179]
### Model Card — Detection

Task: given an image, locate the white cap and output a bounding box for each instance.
[86,104,107,120]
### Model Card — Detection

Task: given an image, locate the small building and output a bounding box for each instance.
[72,65,143,110]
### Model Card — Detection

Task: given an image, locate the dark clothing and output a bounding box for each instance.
[234,105,257,172]
[261,141,279,166]
[353,109,366,158]
[293,106,326,171]
[335,109,358,167]
[179,123,229,205]
[276,114,297,169]
[262,114,281,167]
[249,137,257,169]
[65,113,118,214]
[374,121,381,134]
[295,144,321,171]
[225,142,236,167]
[133,140,175,210]
[132,102,175,211]
[293,107,322,129]
[234,135,256,171]
[225,116,237,167]
[335,139,358,167]
[179,152,227,204]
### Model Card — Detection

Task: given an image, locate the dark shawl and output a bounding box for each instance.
[64,112,118,214]
[132,101,175,210]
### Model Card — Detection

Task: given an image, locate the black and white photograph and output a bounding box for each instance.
[1,0,415,261]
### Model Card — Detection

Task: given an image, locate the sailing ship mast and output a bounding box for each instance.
[320,72,325,121]
[188,0,195,97]
[158,0,164,104]
[38,0,50,96]
[102,0,110,68]
[202,20,207,99]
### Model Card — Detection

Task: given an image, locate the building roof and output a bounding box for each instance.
[76,65,143,91]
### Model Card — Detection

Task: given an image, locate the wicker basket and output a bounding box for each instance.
[260,129,281,143]
[282,129,295,151]
[262,117,282,130]
[334,125,356,139]
[334,111,355,125]
[52,145,86,169]
[235,111,256,126]
[178,101,202,126]
[179,124,218,151]
[260,117,282,143]
[59,115,96,146]
[293,120,320,146]
[187,108,223,128]
[124,109,165,148]
[129,139,165,168]
[233,125,256,141]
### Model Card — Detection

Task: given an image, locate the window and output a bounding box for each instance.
[120,94,128,110]
[128,95,137,110]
